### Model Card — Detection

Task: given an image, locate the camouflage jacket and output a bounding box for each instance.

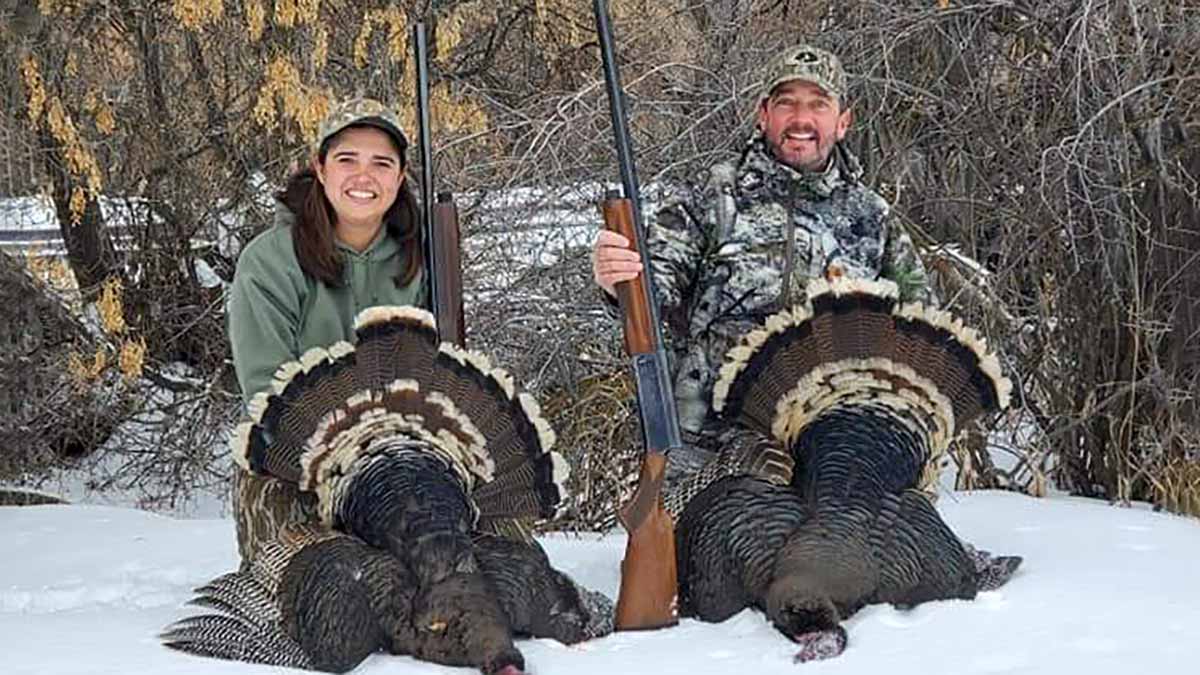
[629,135,933,440]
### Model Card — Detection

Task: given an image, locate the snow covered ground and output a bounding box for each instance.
[4,491,1198,675]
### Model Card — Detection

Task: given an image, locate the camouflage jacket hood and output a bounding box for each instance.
[634,135,933,437]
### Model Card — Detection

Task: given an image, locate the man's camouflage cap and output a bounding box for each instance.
[316,97,408,152]
[760,45,847,101]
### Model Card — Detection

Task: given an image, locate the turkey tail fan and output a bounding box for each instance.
[232,305,569,529]
[713,278,1012,458]
[300,379,493,491]
[234,342,359,484]
[431,342,567,522]
[232,307,440,482]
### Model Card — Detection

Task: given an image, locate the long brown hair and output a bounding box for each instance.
[275,127,423,288]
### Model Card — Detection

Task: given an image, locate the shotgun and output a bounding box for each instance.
[414,19,467,347]
[593,0,681,631]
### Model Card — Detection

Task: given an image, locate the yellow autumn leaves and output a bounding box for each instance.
[171,0,224,30]
[21,57,105,226]
[254,3,489,146]
[66,277,147,388]
[252,57,333,143]
[353,7,409,68]
[21,0,647,229]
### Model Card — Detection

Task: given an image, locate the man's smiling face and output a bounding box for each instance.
[757,80,851,173]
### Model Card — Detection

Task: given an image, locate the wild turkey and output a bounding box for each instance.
[676,278,1021,662]
[162,307,610,674]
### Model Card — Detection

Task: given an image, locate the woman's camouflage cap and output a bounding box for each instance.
[315,97,408,152]
[760,45,846,101]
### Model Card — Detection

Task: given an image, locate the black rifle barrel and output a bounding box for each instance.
[593,0,682,455]
[414,20,439,315]
[593,0,641,219]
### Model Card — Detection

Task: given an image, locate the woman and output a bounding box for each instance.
[229,97,427,404]
[228,97,427,566]
[213,100,612,673]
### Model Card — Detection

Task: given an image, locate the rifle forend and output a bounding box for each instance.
[430,191,465,346]
[600,192,679,455]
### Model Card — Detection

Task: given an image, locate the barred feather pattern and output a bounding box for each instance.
[232,468,320,571]
[175,309,617,673]
[170,522,533,673]
[187,572,281,626]
[713,278,1012,485]
[301,381,493,495]
[663,426,794,521]
[165,519,616,673]
[231,306,569,543]
[351,307,442,391]
[675,279,1017,655]
[161,613,312,669]
[245,344,359,484]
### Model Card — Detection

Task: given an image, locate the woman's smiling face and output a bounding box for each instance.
[315,125,405,231]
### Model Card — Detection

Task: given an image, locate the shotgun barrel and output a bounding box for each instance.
[594,0,682,631]
[414,20,466,346]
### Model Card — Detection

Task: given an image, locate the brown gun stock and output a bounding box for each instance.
[431,191,466,346]
[601,193,679,631]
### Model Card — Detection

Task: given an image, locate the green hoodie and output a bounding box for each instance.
[228,218,427,403]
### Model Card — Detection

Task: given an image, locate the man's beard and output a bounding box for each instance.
[767,126,834,173]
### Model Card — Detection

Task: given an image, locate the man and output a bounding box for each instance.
[594,45,932,487]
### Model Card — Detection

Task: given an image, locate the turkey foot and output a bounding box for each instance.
[791,626,848,663]
[965,544,1023,591]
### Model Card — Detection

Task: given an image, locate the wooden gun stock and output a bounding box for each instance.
[601,193,679,631]
[430,191,466,346]
[614,452,676,630]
